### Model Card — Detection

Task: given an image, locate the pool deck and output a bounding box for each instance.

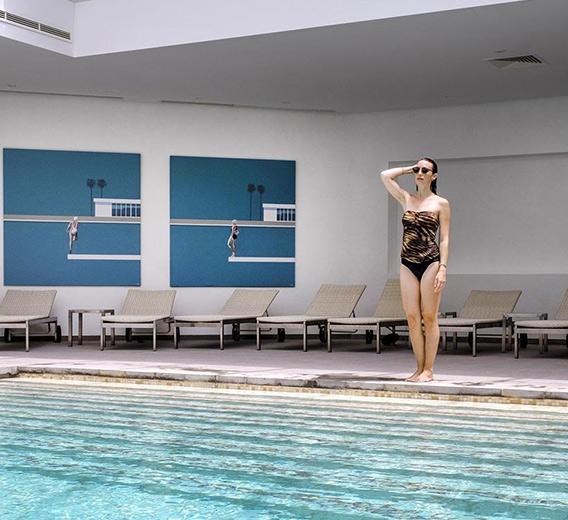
[0,335,567,402]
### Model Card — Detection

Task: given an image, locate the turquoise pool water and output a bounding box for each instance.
[0,381,567,520]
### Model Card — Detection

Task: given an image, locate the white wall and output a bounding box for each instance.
[1,92,568,335]
[0,93,360,334]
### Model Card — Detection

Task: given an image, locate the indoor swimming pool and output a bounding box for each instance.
[0,380,566,519]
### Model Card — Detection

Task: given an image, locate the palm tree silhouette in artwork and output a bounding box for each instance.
[257,184,265,220]
[86,178,96,216]
[97,179,107,198]
[247,183,256,220]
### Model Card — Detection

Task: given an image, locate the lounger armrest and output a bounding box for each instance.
[442,311,457,318]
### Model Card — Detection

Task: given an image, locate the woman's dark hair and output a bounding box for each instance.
[415,156,438,194]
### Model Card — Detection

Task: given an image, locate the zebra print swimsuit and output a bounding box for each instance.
[401,210,440,282]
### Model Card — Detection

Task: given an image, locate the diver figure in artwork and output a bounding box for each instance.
[66,216,79,254]
[227,219,239,257]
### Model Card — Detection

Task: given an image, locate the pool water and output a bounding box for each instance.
[0,380,567,520]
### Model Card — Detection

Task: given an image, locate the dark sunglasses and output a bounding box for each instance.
[412,166,433,174]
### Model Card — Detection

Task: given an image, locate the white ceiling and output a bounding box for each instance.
[1,0,568,113]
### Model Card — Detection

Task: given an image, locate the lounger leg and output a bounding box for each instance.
[174,325,179,349]
[442,332,447,351]
[256,323,261,350]
[25,321,30,352]
[376,325,382,354]
[514,330,519,359]
[100,326,106,350]
[501,317,507,353]
[544,334,549,353]
[472,325,477,357]
[152,322,157,351]
[219,321,225,350]
[538,334,544,355]
[78,312,83,345]
[111,326,115,346]
[68,311,73,347]
[327,324,332,353]
[302,324,308,352]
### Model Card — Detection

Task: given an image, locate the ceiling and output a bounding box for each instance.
[1,0,567,113]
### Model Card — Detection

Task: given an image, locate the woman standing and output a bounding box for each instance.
[380,158,451,382]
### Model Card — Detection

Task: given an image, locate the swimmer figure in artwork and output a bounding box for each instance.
[66,216,79,254]
[227,219,239,257]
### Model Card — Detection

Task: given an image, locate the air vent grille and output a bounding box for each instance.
[40,23,71,40]
[486,54,545,69]
[0,10,71,41]
[6,12,39,30]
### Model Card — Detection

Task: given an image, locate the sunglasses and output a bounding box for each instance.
[412,166,433,174]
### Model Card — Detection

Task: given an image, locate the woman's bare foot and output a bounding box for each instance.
[405,370,422,382]
[415,370,434,382]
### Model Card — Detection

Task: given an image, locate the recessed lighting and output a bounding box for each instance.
[7,84,17,88]
[281,101,291,105]
[494,49,507,54]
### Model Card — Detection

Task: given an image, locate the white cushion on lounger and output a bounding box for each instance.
[329,317,406,325]
[257,315,327,323]
[102,314,170,323]
[176,315,254,322]
[438,318,503,326]
[515,320,568,328]
[0,314,47,322]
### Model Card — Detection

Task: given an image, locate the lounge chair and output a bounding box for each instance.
[513,288,568,358]
[327,279,407,353]
[173,289,279,349]
[438,289,522,357]
[256,284,366,352]
[100,289,176,351]
[0,289,60,352]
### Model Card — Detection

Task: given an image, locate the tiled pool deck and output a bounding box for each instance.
[1,335,567,403]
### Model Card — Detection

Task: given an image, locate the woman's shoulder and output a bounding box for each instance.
[435,195,450,207]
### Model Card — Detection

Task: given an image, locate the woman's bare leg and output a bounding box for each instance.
[417,261,443,382]
[400,264,425,381]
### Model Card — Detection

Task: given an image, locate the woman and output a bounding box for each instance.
[227,219,239,257]
[380,158,451,382]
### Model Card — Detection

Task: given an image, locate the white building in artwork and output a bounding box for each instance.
[93,198,141,217]
[262,203,296,222]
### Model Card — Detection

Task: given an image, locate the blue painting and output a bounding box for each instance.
[3,148,141,286]
[170,156,296,287]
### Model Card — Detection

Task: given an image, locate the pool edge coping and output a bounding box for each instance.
[3,367,568,408]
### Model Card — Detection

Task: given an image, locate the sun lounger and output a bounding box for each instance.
[438,289,522,357]
[100,289,176,351]
[173,289,279,349]
[256,284,366,352]
[513,288,568,358]
[0,289,59,352]
[327,279,407,353]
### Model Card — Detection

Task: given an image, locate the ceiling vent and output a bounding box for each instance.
[486,54,544,69]
[0,10,71,41]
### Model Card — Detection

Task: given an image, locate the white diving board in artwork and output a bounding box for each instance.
[67,254,141,261]
[228,256,295,263]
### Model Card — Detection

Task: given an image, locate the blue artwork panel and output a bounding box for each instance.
[3,148,141,286]
[170,156,296,287]
[4,222,140,286]
[171,226,295,287]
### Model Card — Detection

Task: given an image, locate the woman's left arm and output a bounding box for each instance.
[435,199,451,293]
